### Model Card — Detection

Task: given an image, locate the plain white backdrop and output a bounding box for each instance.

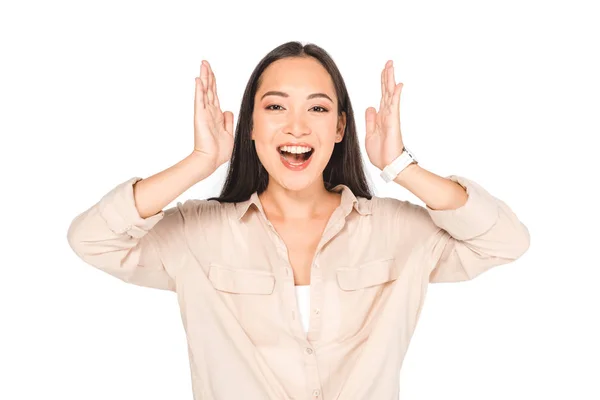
[1,0,598,399]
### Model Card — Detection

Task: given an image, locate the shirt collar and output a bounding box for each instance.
[235,183,373,221]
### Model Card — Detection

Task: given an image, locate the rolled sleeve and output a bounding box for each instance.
[425,175,499,241]
[67,176,181,291]
[397,175,530,283]
[97,177,165,238]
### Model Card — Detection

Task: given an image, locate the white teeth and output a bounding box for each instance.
[279,145,312,154]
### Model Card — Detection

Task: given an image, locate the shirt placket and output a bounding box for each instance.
[266,210,348,400]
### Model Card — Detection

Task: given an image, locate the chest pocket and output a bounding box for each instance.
[334,257,399,339]
[336,257,399,290]
[208,263,275,294]
[207,262,280,345]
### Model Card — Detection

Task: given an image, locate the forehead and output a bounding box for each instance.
[257,57,336,96]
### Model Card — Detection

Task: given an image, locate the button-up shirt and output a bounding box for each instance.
[67,174,530,399]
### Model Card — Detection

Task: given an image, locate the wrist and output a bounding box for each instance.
[187,151,218,181]
[380,146,418,183]
[393,162,420,187]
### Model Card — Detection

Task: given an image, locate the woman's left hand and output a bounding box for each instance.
[365,60,405,171]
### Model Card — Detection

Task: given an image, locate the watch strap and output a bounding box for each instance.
[380,147,418,183]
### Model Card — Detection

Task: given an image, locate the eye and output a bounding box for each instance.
[265,104,329,112]
[266,104,284,111]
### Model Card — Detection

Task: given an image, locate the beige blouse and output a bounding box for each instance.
[67,174,530,399]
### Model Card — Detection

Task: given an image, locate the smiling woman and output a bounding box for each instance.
[206,42,372,210]
[67,40,530,400]
[251,56,348,198]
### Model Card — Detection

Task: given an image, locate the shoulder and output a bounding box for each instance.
[367,195,414,218]
[173,198,234,223]
[150,198,233,245]
[368,195,439,238]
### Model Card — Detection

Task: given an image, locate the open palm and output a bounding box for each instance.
[194,60,234,170]
[365,60,405,171]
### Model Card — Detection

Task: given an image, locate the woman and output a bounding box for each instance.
[67,41,530,399]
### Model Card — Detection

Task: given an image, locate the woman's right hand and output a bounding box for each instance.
[193,60,234,170]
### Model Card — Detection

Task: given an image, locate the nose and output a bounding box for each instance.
[283,111,312,137]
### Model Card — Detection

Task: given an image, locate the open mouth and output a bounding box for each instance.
[277,146,315,164]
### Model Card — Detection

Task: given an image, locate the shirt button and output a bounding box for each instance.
[314,262,320,269]
[313,389,320,397]
[314,308,320,315]
[305,347,313,355]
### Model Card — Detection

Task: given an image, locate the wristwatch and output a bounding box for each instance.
[380,146,418,183]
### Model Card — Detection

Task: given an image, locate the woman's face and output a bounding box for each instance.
[252,57,346,192]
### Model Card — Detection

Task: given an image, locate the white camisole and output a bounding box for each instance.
[295,284,311,334]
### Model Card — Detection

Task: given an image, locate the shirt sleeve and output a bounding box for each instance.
[398,175,530,283]
[67,176,190,291]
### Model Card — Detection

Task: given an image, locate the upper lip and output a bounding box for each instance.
[277,142,314,150]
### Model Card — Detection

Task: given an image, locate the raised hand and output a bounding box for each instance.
[193,60,234,170]
[365,60,405,171]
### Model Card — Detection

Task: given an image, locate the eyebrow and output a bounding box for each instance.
[260,91,334,103]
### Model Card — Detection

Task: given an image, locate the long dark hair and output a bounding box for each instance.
[207,41,373,203]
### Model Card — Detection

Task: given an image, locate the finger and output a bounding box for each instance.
[387,61,396,96]
[212,67,221,110]
[200,61,209,99]
[381,64,386,104]
[386,61,394,98]
[382,62,391,103]
[380,63,388,110]
[195,77,204,110]
[365,107,376,136]
[223,111,234,135]
[205,61,215,104]
[392,83,403,107]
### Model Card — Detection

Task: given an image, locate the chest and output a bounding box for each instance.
[269,219,329,285]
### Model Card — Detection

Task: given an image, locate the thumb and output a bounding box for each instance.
[365,107,376,136]
[392,83,403,106]
[223,111,234,135]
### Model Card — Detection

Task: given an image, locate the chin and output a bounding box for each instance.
[268,162,325,192]
[278,179,315,192]
[272,172,314,190]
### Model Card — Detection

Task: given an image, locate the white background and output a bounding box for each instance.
[1,0,598,399]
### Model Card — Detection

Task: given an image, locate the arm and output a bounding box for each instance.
[66,152,215,291]
[394,163,469,212]
[394,165,530,283]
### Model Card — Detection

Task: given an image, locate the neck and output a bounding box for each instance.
[258,178,340,221]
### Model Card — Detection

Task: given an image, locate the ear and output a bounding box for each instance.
[336,112,346,143]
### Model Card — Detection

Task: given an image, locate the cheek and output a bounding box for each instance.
[253,142,279,169]
[253,110,281,128]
